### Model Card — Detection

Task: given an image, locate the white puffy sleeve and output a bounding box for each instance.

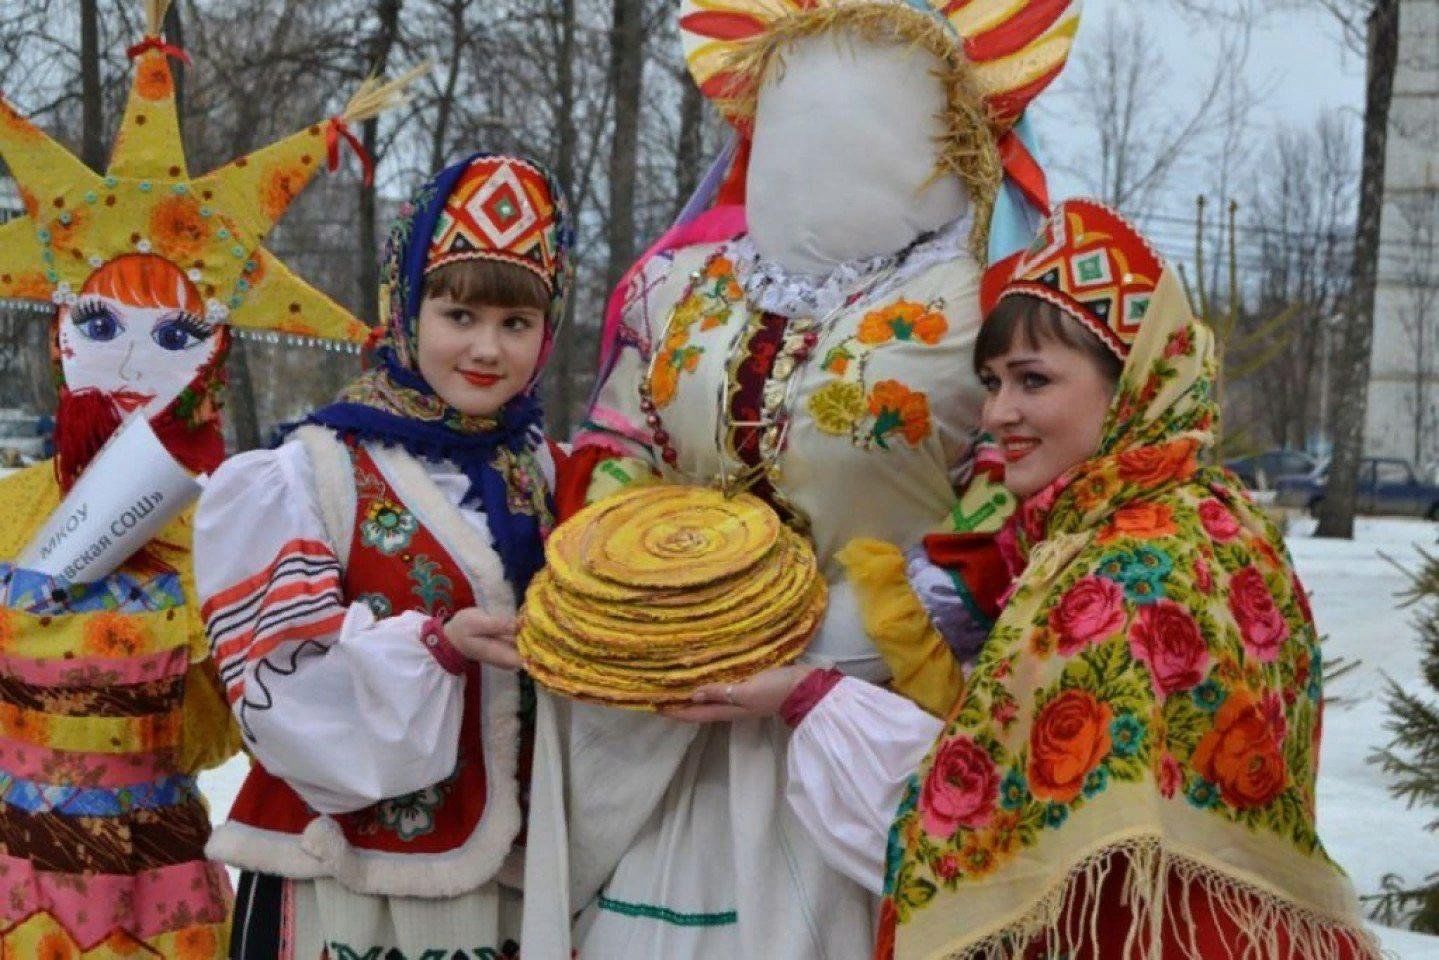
[785,677,943,893]
[194,439,467,815]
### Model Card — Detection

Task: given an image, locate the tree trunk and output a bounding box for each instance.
[605,0,644,295]
[1316,0,1399,539]
[548,0,581,436]
[428,0,465,174]
[226,338,263,451]
[357,0,402,323]
[79,0,103,170]
[165,3,185,124]
[674,78,704,218]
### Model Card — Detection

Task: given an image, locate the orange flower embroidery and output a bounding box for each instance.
[278,318,320,337]
[649,336,702,409]
[857,300,949,346]
[36,931,77,960]
[135,57,174,101]
[820,345,852,376]
[4,270,53,300]
[260,163,308,221]
[1072,469,1122,512]
[148,194,212,261]
[1116,440,1198,489]
[1191,689,1287,809]
[0,99,42,143]
[701,256,744,302]
[82,611,151,658]
[1098,501,1178,543]
[17,185,38,218]
[173,924,219,960]
[867,380,931,448]
[1027,689,1112,804]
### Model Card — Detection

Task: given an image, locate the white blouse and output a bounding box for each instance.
[193,437,512,815]
[785,677,943,892]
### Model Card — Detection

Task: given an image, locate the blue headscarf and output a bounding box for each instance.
[301,152,573,595]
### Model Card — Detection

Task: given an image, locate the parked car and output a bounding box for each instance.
[1224,448,1324,491]
[1276,457,1439,519]
[0,414,45,467]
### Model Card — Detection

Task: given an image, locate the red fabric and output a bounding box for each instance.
[227,448,495,858]
[920,532,1010,621]
[125,35,191,64]
[980,250,1023,317]
[552,444,608,523]
[780,668,844,728]
[421,616,466,676]
[1028,851,1369,959]
[326,117,374,186]
[996,130,1050,215]
[715,135,751,208]
[53,387,124,493]
[876,851,1370,959]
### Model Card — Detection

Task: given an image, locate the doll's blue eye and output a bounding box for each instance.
[151,315,214,351]
[72,303,122,342]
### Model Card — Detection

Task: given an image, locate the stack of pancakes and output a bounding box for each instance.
[519,484,826,709]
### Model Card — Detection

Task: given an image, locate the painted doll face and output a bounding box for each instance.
[57,254,220,417]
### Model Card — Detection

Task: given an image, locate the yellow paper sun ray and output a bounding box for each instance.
[107,44,187,180]
[238,247,372,342]
[0,218,55,304]
[0,96,102,217]
[0,0,423,346]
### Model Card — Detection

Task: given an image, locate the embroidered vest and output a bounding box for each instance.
[216,445,521,896]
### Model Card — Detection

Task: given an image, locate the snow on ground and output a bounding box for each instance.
[199,515,1439,956]
[1288,515,1439,958]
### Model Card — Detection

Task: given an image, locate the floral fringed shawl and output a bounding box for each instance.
[881,271,1379,960]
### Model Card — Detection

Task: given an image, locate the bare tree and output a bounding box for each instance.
[1317,0,1400,538]
[79,0,103,170]
[1048,6,1248,215]
[1237,112,1357,451]
[605,0,645,293]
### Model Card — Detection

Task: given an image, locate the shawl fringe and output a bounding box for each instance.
[928,836,1382,960]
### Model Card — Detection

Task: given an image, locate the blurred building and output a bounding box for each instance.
[1365,0,1439,474]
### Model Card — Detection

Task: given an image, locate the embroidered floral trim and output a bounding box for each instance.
[596,893,738,927]
[359,499,418,555]
[647,255,746,409]
[805,297,950,451]
[374,780,450,841]
[730,212,971,320]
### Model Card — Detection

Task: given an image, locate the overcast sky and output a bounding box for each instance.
[1030,0,1366,256]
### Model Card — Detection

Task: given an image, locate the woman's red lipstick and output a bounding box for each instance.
[460,370,501,387]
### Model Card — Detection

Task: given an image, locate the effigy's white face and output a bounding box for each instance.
[58,292,220,417]
[746,32,969,274]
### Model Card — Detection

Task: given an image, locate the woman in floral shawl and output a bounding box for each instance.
[674,199,1379,959]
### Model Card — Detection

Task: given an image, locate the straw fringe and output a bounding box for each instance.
[720,5,1002,262]
[144,0,171,35]
[340,62,432,125]
[926,836,1383,960]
